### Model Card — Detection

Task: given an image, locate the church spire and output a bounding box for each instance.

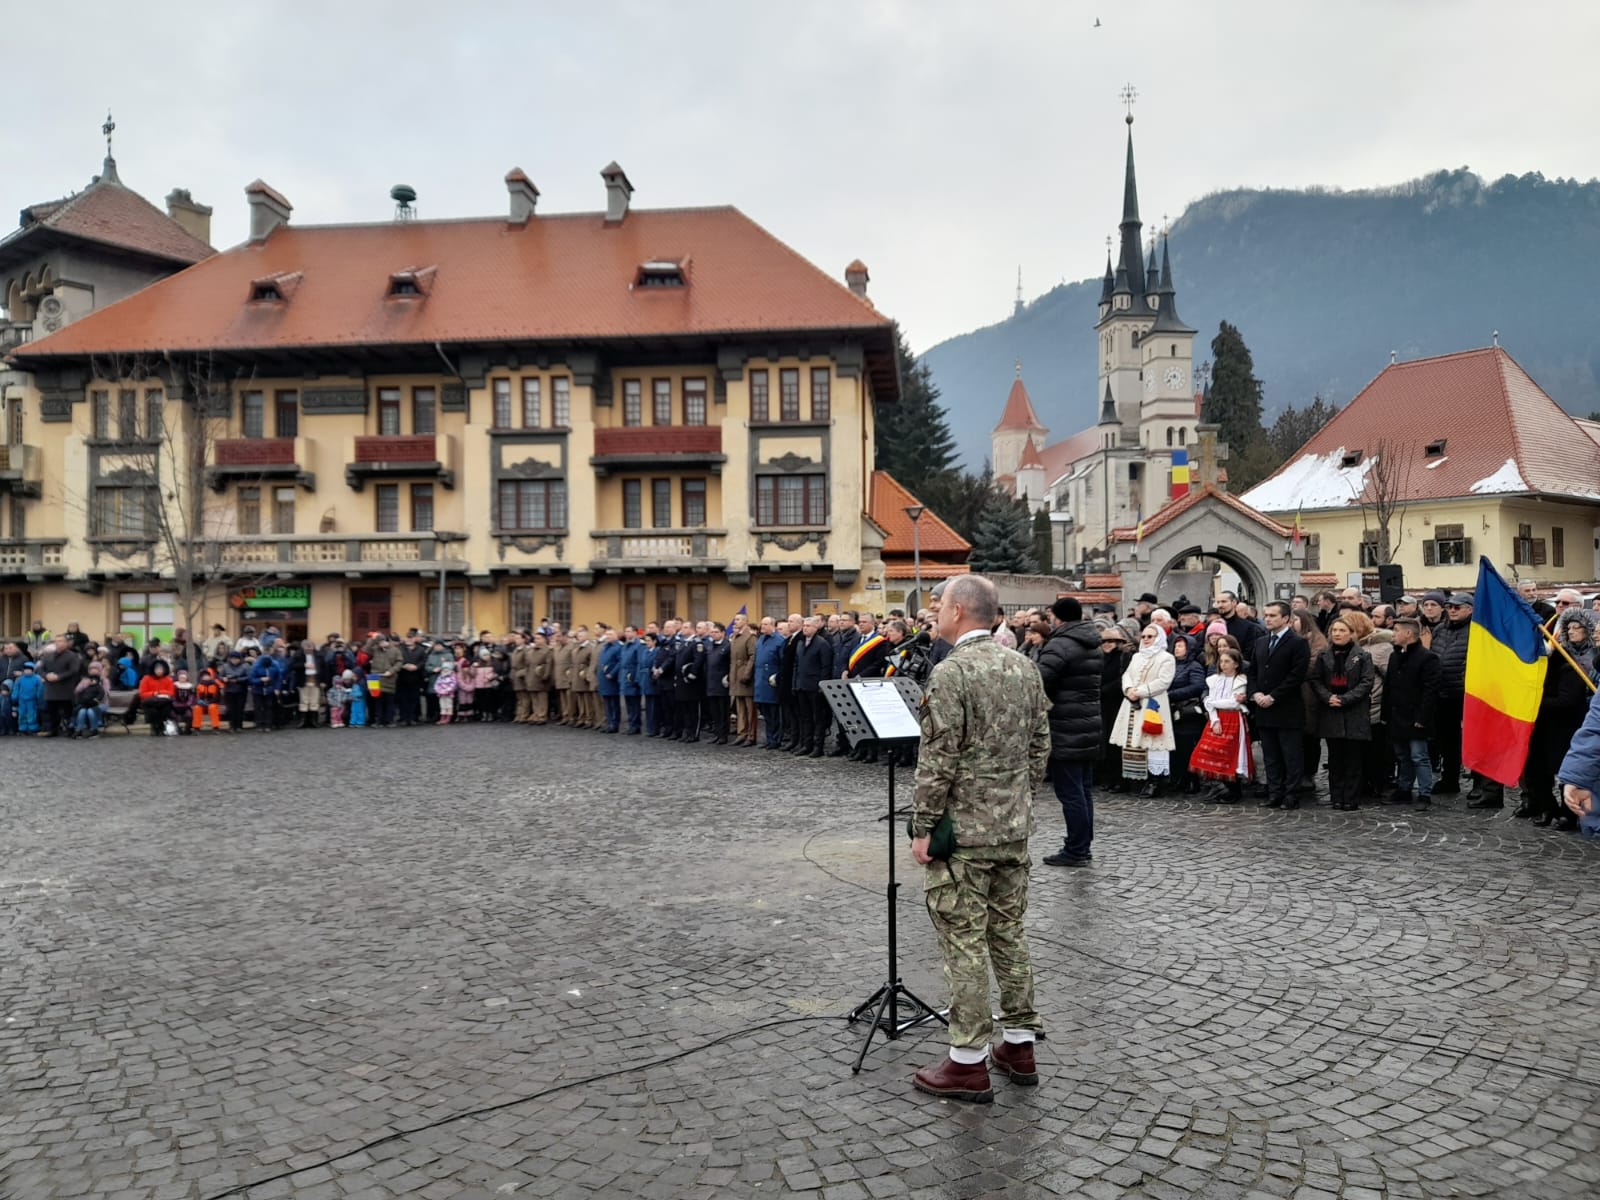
[1150,231,1195,333]
[1116,87,1146,301]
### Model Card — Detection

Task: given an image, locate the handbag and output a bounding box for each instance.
[1140,698,1164,737]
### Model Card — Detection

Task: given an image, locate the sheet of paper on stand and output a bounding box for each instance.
[852,680,921,740]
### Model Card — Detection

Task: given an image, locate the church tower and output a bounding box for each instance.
[990,362,1048,481]
[1095,108,1153,433]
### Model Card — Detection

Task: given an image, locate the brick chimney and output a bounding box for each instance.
[245,180,292,242]
[165,188,213,246]
[600,162,633,224]
[844,259,869,298]
[506,168,540,224]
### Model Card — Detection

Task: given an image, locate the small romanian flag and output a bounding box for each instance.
[1170,449,1191,499]
[1462,557,1548,786]
[1292,505,1305,547]
[1135,516,1146,544]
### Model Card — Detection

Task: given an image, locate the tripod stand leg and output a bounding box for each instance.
[851,984,894,1074]
[847,983,889,1025]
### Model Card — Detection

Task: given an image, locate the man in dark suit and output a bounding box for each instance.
[674,622,706,741]
[793,615,835,757]
[651,620,679,738]
[1249,600,1311,810]
[702,621,732,744]
[778,613,803,750]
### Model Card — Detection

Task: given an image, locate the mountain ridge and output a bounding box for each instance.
[921,168,1600,469]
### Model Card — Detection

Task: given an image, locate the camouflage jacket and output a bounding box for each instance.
[912,633,1050,846]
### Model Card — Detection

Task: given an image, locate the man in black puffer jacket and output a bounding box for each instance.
[1035,597,1104,867]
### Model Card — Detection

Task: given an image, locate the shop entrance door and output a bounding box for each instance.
[350,587,392,640]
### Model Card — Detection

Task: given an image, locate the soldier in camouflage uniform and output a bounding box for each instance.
[910,573,1050,1103]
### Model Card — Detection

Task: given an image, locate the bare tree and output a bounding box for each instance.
[1355,437,1414,565]
[63,351,269,677]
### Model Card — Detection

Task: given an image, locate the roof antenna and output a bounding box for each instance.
[391,184,417,222]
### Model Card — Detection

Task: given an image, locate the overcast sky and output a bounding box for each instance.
[5,1,1598,355]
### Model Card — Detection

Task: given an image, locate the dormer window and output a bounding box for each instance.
[1340,449,1364,468]
[1424,438,1447,458]
[247,271,300,303]
[386,266,435,299]
[635,260,686,288]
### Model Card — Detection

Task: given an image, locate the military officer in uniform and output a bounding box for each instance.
[910,573,1050,1103]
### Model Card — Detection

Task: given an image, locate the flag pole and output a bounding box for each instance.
[1536,622,1598,694]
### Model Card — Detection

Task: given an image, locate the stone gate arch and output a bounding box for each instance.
[1106,485,1307,607]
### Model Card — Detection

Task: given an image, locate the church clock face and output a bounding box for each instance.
[1164,366,1187,391]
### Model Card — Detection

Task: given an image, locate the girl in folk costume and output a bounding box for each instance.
[1193,646,1254,804]
[433,660,459,725]
[1112,624,1177,797]
[326,671,353,729]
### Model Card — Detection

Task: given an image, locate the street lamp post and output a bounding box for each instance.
[904,504,925,613]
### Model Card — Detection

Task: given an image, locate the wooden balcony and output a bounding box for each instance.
[590,426,725,475]
[345,433,456,490]
[0,444,42,496]
[216,533,469,574]
[207,437,315,491]
[589,528,728,573]
[0,538,67,579]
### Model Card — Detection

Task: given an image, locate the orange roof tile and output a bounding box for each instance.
[1110,484,1293,543]
[2,174,213,269]
[871,471,971,557]
[1242,347,1600,512]
[1016,439,1044,470]
[15,204,893,368]
[993,375,1046,434]
[1084,573,1124,589]
[883,562,972,580]
[1299,573,1339,587]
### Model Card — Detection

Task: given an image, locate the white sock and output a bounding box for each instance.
[949,1045,988,1065]
[1002,1029,1036,1045]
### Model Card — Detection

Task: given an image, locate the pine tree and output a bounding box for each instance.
[875,327,958,497]
[969,490,1039,574]
[1032,508,1053,575]
[1268,393,1340,459]
[1203,321,1276,491]
[1203,321,1264,452]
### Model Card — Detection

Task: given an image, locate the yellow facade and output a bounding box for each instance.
[1299,497,1600,590]
[0,351,887,643]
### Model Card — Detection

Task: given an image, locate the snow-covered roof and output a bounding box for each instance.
[1469,458,1528,495]
[1242,447,1375,513]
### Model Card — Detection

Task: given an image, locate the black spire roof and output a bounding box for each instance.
[1099,254,1114,305]
[1115,118,1146,301]
[1150,233,1195,334]
[1098,381,1118,424]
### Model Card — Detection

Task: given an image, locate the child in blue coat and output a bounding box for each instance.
[13,663,44,734]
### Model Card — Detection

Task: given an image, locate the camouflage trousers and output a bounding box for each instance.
[924,841,1041,1049]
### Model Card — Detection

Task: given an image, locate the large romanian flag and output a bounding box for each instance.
[1462,557,1547,785]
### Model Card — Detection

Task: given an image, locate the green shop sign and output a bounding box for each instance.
[231,584,311,611]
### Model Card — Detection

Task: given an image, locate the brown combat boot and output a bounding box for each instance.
[912,1058,993,1103]
[991,1039,1038,1085]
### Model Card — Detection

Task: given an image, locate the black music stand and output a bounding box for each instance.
[819,677,947,1072]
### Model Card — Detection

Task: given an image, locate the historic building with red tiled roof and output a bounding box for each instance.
[0,158,898,640]
[1242,346,1600,590]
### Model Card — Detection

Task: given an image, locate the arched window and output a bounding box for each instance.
[1178,426,1187,446]
[1166,427,1174,446]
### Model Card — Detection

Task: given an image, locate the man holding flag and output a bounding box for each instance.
[1461,558,1548,804]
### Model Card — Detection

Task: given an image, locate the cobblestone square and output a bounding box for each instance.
[4,727,1598,1199]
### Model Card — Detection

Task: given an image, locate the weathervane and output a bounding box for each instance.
[1015,358,1023,378]
[102,110,115,158]
[1120,83,1138,124]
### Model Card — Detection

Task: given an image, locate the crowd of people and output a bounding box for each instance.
[0,611,936,754]
[1015,582,1600,869]
[7,583,1600,849]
